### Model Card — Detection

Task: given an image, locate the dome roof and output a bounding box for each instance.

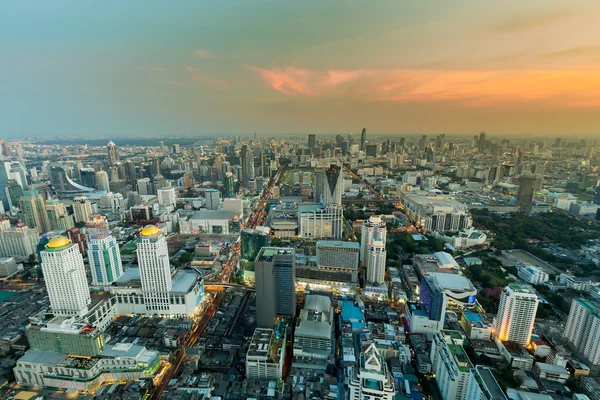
[47,236,71,249]
[140,225,160,237]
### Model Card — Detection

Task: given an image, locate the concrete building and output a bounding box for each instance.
[241,228,269,261]
[136,225,173,313]
[254,247,296,328]
[563,298,600,368]
[19,189,51,234]
[360,215,387,267]
[533,363,570,383]
[157,186,176,209]
[88,230,123,288]
[95,171,110,191]
[460,312,492,340]
[495,285,539,347]
[136,178,152,196]
[26,318,105,357]
[179,210,241,234]
[366,237,386,285]
[107,140,119,166]
[321,165,343,206]
[347,343,395,400]
[430,333,477,400]
[0,257,20,279]
[0,223,39,259]
[40,237,91,318]
[516,175,538,213]
[72,196,93,223]
[204,189,221,210]
[298,204,343,240]
[399,191,472,233]
[518,265,549,285]
[245,327,286,380]
[316,240,359,270]
[293,295,334,369]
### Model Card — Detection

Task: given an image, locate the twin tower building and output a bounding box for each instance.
[40,217,203,321]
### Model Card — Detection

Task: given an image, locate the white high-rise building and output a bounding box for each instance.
[72,196,93,223]
[157,186,176,208]
[88,229,123,288]
[0,223,40,259]
[563,298,600,367]
[495,285,539,347]
[366,237,386,285]
[95,171,110,191]
[360,215,387,266]
[348,344,395,400]
[40,236,91,317]
[322,165,343,206]
[137,178,152,196]
[136,225,172,312]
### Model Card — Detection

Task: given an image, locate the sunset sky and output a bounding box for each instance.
[2,1,600,137]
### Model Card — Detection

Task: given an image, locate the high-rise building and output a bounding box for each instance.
[366,144,378,157]
[95,170,110,191]
[360,128,367,152]
[245,327,286,380]
[495,284,539,347]
[479,132,486,152]
[322,165,343,206]
[88,228,123,288]
[348,344,395,400]
[308,134,316,154]
[298,204,343,240]
[19,189,51,234]
[516,175,538,213]
[563,298,600,368]
[241,228,269,261]
[45,199,75,232]
[313,168,325,203]
[316,240,359,270]
[157,186,176,208]
[72,196,93,223]
[136,225,172,313]
[84,214,109,240]
[366,237,386,285]
[204,189,221,210]
[107,140,119,166]
[0,257,20,279]
[419,135,427,150]
[136,178,152,196]
[223,172,236,198]
[6,180,24,208]
[360,215,387,267]
[293,295,333,367]
[240,145,254,188]
[254,247,296,328]
[0,223,39,259]
[0,163,11,212]
[40,236,91,317]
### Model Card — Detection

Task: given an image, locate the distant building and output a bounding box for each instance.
[495,285,539,347]
[88,229,123,288]
[322,165,343,206]
[0,257,20,279]
[516,176,538,213]
[72,196,93,223]
[107,140,119,166]
[204,189,221,210]
[179,210,241,234]
[518,265,549,284]
[0,223,40,259]
[254,247,296,328]
[298,204,343,240]
[157,186,176,209]
[20,188,51,234]
[360,215,387,267]
[366,237,386,285]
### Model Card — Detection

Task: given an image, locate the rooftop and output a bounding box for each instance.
[189,210,240,220]
[45,236,71,250]
[140,225,160,237]
[316,240,360,250]
[476,366,507,400]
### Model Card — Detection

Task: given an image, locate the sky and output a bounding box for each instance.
[2,1,600,138]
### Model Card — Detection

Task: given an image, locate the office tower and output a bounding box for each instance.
[107,140,119,166]
[40,236,91,317]
[0,257,19,279]
[88,228,123,288]
[298,204,344,240]
[137,225,172,312]
[360,215,387,266]
[366,237,386,285]
[419,273,449,328]
[72,196,93,223]
[6,179,24,208]
[313,168,325,203]
[45,200,75,232]
[516,175,538,213]
[308,134,316,154]
[419,135,427,150]
[204,189,221,210]
[563,299,600,367]
[123,160,136,185]
[153,174,166,191]
[0,223,39,259]
[95,170,110,191]
[516,149,524,166]
[366,144,377,157]
[360,128,367,152]
[322,165,343,206]
[136,177,152,196]
[19,189,51,234]
[316,240,359,270]
[495,285,539,347]
[293,295,333,366]
[241,228,269,260]
[0,163,11,212]
[254,247,296,328]
[183,172,193,187]
[479,132,486,152]
[348,344,395,400]
[223,172,236,198]
[240,145,254,188]
[157,186,176,208]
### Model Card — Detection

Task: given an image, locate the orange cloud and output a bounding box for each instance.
[194,49,215,59]
[246,65,600,108]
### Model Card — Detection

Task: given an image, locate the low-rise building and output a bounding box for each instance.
[533,362,570,383]
[518,265,549,285]
[246,327,286,380]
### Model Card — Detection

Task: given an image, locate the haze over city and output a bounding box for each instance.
[3,1,600,138]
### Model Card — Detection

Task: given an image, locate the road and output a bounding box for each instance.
[343,165,383,200]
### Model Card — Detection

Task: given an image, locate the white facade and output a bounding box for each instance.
[72,196,93,223]
[136,178,152,196]
[518,265,549,284]
[564,299,600,366]
[0,224,39,259]
[347,344,395,400]
[495,285,539,347]
[360,215,387,266]
[298,205,343,240]
[366,238,386,285]
[95,171,110,191]
[136,226,173,313]
[157,187,177,208]
[430,333,477,400]
[41,238,91,317]
[246,328,285,380]
[88,233,123,287]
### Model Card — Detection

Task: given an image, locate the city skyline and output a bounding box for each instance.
[3,1,600,137]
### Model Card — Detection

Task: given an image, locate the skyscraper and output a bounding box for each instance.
[419,135,427,151]
[308,134,316,154]
[157,186,176,208]
[322,165,343,206]
[72,196,93,223]
[563,298,600,367]
[516,175,538,213]
[19,189,51,234]
[348,344,395,400]
[240,145,254,188]
[40,236,91,317]
[136,178,152,196]
[360,215,387,267]
[205,189,221,210]
[313,168,325,203]
[107,140,119,166]
[136,225,173,312]
[495,284,539,347]
[241,228,269,261]
[360,128,367,152]
[366,237,386,285]
[254,247,296,328]
[0,223,40,259]
[479,132,486,152]
[45,199,75,232]
[95,170,110,191]
[223,172,236,198]
[88,225,123,288]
